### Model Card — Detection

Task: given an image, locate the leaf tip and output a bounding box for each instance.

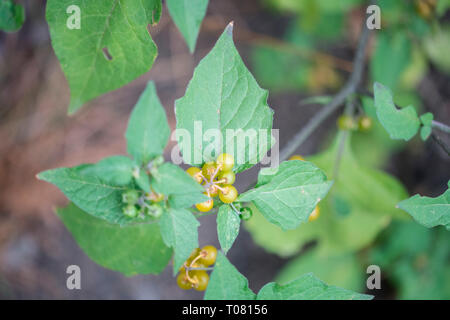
[225,21,234,37]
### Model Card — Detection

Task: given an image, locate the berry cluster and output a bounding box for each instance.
[121,189,164,219]
[176,245,217,291]
[187,153,239,213]
[337,115,373,132]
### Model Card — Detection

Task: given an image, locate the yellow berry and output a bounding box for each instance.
[186,167,203,184]
[216,153,234,172]
[202,162,217,180]
[308,206,320,222]
[219,185,238,203]
[192,270,209,291]
[217,171,235,185]
[195,198,214,212]
[289,155,305,161]
[199,245,218,266]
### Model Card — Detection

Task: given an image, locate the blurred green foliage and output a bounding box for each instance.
[248,0,450,299]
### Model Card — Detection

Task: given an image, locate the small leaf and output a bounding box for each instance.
[166,0,209,52]
[0,0,25,32]
[57,203,172,276]
[238,160,333,230]
[397,184,450,230]
[257,273,372,300]
[46,0,162,113]
[151,163,205,206]
[373,82,420,141]
[168,192,209,209]
[134,169,151,193]
[159,208,200,274]
[204,252,256,300]
[38,166,133,225]
[217,205,240,254]
[420,126,432,141]
[420,112,434,126]
[175,22,274,172]
[79,156,134,186]
[126,81,170,165]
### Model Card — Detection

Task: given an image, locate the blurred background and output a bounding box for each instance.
[0,0,449,299]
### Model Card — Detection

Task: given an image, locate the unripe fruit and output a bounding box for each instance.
[122,205,138,218]
[216,153,234,172]
[199,245,217,266]
[308,206,320,222]
[358,116,373,132]
[219,185,238,203]
[192,270,209,291]
[217,170,235,185]
[206,186,218,198]
[337,115,356,131]
[186,167,203,184]
[122,190,140,204]
[202,162,217,180]
[289,155,305,161]
[176,273,193,290]
[240,207,253,221]
[195,199,214,212]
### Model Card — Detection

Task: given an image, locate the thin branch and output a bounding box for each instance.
[431,133,450,156]
[432,121,450,134]
[279,22,371,162]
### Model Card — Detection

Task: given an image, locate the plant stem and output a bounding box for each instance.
[431,133,450,156]
[279,21,371,162]
[432,121,450,134]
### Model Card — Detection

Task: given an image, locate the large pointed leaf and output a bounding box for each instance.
[238,160,333,230]
[126,81,170,165]
[166,0,209,52]
[38,166,133,225]
[175,23,274,172]
[159,208,200,274]
[79,156,134,186]
[46,0,162,113]
[373,82,420,141]
[204,252,256,300]
[257,273,372,300]
[397,182,450,230]
[58,203,171,276]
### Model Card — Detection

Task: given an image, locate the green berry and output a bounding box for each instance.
[240,207,253,221]
[122,205,138,218]
[122,190,140,204]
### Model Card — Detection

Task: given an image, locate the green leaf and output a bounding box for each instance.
[151,163,206,208]
[46,0,162,113]
[79,156,134,186]
[134,169,151,193]
[276,249,365,292]
[370,32,411,89]
[238,160,333,230]
[57,203,171,276]
[217,205,240,254]
[126,81,170,165]
[257,273,372,300]
[420,112,434,127]
[204,252,256,300]
[424,27,450,74]
[397,184,450,230]
[420,126,432,141]
[244,137,408,257]
[0,0,25,32]
[38,166,133,225]
[175,22,274,172]
[373,82,420,141]
[371,222,450,299]
[166,0,209,53]
[159,208,200,274]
